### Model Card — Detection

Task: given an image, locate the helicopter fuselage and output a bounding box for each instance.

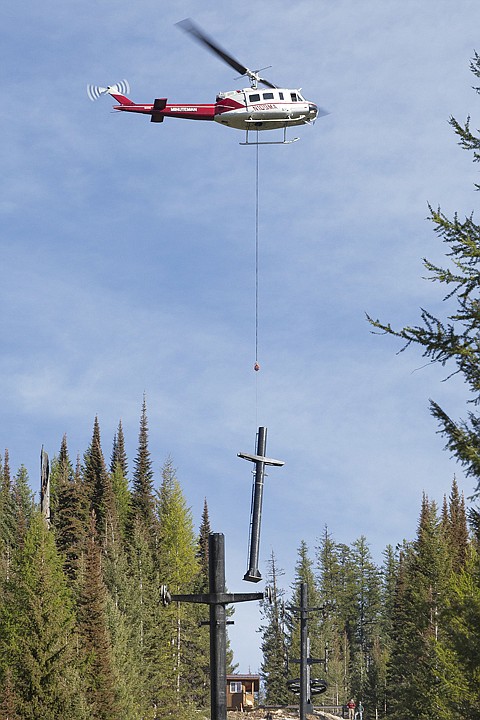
[112,87,318,131]
[214,88,318,130]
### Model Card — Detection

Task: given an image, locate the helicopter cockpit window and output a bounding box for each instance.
[290,92,298,102]
[263,92,274,100]
[279,92,284,100]
[249,93,261,103]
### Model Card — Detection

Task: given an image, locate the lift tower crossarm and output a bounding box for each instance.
[163,590,269,605]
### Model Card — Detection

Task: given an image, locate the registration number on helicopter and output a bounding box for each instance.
[251,103,277,111]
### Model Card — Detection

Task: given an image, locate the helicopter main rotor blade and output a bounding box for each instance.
[256,77,277,90]
[176,18,276,89]
[176,18,247,76]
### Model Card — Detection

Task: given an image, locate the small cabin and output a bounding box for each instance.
[226,674,260,711]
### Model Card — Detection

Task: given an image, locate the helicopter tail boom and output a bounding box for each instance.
[109,90,135,106]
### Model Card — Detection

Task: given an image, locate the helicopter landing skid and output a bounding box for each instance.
[240,127,299,146]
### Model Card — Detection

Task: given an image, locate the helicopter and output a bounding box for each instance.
[87,19,325,145]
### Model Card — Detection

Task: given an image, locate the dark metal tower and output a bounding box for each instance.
[287,582,328,720]
[238,427,284,582]
[162,533,270,720]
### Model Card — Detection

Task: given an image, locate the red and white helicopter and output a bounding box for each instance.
[88,19,325,145]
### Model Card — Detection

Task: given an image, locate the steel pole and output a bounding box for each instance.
[244,427,267,582]
[300,582,308,720]
[209,533,227,720]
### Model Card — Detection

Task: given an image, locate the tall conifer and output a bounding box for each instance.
[110,421,131,537]
[78,512,119,720]
[387,497,450,719]
[130,398,156,543]
[259,550,289,705]
[156,459,200,713]
[0,512,86,720]
[51,435,87,587]
[83,418,118,549]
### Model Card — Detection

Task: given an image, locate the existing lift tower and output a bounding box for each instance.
[161,426,283,720]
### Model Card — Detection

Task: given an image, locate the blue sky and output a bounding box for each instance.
[2,0,480,671]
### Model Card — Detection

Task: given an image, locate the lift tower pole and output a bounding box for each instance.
[162,533,269,720]
[287,582,328,719]
[239,427,284,582]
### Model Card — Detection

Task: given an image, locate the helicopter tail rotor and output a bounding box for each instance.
[87,79,130,102]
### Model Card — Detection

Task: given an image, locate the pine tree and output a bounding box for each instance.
[105,602,144,720]
[11,466,34,546]
[190,498,212,707]
[368,52,480,501]
[0,667,21,719]
[446,477,469,571]
[83,418,118,549]
[259,550,289,705]
[0,453,16,587]
[366,544,398,718]
[77,512,119,720]
[435,544,480,719]
[51,435,86,587]
[197,497,211,590]
[316,527,348,706]
[156,459,201,715]
[386,497,451,720]
[110,421,130,535]
[130,397,155,531]
[125,517,159,718]
[110,420,128,478]
[0,511,86,720]
[3,450,11,487]
[348,536,382,702]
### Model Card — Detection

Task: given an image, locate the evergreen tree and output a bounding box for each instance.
[3,450,11,487]
[11,466,34,547]
[110,421,130,536]
[435,544,480,719]
[110,420,128,478]
[197,497,211,590]
[83,418,118,549]
[0,511,86,720]
[51,435,86,587]
[190,498,212,706]
[259,550,289,705]
[446,477,469,571]
[156,459,201,714]
[366,544,398,718]
[387,497,450,720]
[105,594,144,720]
[130,397,157,545]
[368,52,480,501]
[0,667,21,720]
[348,536,382,702]
[0,454,16,587]
[78,512,119,720]
[126,516,159,718]
[316,527,348,706]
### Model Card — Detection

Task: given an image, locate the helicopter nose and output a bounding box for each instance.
[308,103,318,119]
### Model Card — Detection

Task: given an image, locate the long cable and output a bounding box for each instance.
[255,134,260,369]
[254,133,260,426]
